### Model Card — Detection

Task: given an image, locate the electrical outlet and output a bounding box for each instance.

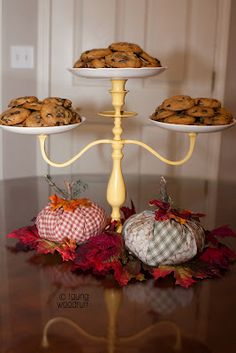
[10,46,34,69]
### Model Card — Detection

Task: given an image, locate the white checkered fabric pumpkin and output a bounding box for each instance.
[36,202,107,244]
[122,210,205,266]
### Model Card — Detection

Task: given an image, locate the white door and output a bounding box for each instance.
[37,0,231,180]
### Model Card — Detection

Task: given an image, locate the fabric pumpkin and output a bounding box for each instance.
[36,196,107,244]
[122,201,205,266]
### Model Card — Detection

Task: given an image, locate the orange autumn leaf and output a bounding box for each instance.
[49,194,91,212]
[169,213,187,225]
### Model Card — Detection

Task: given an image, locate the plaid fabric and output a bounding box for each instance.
[123,211,156,262]
[44,266,93,288]
[36,202,107,244]
[123,210,205,266]
[125,281,193,314]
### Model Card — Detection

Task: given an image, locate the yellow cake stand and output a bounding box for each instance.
[38,72,197,230]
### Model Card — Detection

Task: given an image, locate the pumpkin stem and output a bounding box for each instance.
[160,176,172,204]
[65,180,73,200]
[45,175,88,200]
[46,174,68,199]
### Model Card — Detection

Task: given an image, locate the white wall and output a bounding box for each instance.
[218,0,236,182]
[1,0,38,179]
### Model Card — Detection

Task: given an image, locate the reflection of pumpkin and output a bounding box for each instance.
[125,280,193,315]
[36,198,107,244]
[123,202,205,266]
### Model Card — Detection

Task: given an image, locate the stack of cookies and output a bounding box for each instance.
[0,96,81,127]
[151,95,234,125]
[73,42,161,68]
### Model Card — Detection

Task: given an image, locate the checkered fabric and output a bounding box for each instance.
[125,281,193,314]
[44,266,93,288]
[123,210,205,266]
[36,202,107,244]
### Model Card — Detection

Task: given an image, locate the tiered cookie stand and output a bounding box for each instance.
[1,67,235,228]
[38,67,200,229]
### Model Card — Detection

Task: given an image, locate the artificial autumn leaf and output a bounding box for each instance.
[149,199,204,224]
[168,213,188,225]
[149,199,171,221]
[152,266,174,281]
[199,245,236,269]
[153,265,196,288]
[206,225,236,245]
[8,225,39,248]
[172,266,196,287]
[49,194,91,212]
[36,239,59,256]
[58,238,77,261]
[211,225,236,238]
[121,200,136,222]
[36,237,76,261]
[113,262,131,286]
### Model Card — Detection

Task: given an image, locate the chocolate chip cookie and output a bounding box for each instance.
[41,104,72,126]
[42,97,72,109]
[0,107,30,125]
[162,95,195,111]
[8,96,38,108]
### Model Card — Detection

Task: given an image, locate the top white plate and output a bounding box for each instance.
[150,119,236,133]
[68,67,167,79]
[0,116,86,135]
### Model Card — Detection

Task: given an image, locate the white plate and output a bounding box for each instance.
[0,116,86,135]
[150,119,236,133]
[68,67,167,79]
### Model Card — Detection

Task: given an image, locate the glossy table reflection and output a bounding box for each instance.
[0,174,236,353]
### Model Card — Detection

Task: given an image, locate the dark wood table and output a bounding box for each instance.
[1,174,236,353]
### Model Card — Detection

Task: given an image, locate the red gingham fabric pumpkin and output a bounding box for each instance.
[36,201,107,244]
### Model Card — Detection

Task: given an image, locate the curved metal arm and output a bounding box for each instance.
[38,135,113,168]
[41,317,181,351]
[41,316,106,348]
[124,133,197,166]
[118,320,182,350]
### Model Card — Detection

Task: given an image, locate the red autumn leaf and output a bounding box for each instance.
[72,232,124,277]
[149,199,171,211]
[210,225,236,239]
[36,237,76,261]
[7,225,39,248]
[149,199,204,224]
[199,245,236,269]
[57,238,77,261]
[112,262,131,286]
[220,245,236,261]
[152,266,174,280]
[121,200,136,222]
[206,225,236,246]
[153,265,196,288]
[173,266,196,288]
[154,208,171,221]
